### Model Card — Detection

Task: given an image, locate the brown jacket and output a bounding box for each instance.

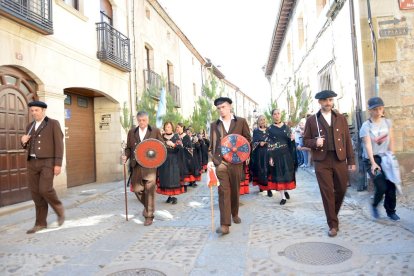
[125,125,163,178]
[303,110,355,165]
[22,117,64,166]
[209,116,252,166]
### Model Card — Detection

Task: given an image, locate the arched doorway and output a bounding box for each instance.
[0,66,38,206]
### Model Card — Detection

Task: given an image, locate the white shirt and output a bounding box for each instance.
[139,127,148,141]
[219,115,235,133]
[34,119,44,131]
[321,112,332,126]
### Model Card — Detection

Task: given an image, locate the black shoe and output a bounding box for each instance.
[284,192,290,200]
[171,197,177,204]
[387,213,400,221]
[259,189,263,192]
[280,199,286,205]
[267,190,273,197]
[166,196,172,203]
[192,183,198,187]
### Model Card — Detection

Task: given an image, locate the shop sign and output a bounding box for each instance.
[399,0,414,10]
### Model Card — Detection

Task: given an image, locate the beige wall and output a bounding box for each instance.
[0,0,131,187]
[271,0,356,117]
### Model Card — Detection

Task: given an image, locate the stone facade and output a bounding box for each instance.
[265,0,414,183]
[0,0,257,204]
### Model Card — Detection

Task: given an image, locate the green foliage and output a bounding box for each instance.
[264,100,287,124]
[163,92,185,126]
[288,80,311,126]
[189,70,222,133]
[136,86,157,126]
[120,102,132,134]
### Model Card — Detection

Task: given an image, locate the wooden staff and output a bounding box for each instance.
[210,186,214,232]
[122,141,128,221]
[123,162,128,221]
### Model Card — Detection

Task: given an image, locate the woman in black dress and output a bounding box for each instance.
[157,122,184,204]
[267,109,297,205]
[250,115,269,194]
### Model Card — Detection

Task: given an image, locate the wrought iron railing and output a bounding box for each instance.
[168,81,181,108]
[0,0,53,34]
[143,69,162,99]
[96,22,131,72]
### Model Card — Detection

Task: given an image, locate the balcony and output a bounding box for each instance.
[0,0,53,34]
[96,22,131,72]
[168,81,181,108]
[143,69,163,99]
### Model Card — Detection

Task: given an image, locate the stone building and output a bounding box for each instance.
[264,0,414,185]
[0,0,257,207]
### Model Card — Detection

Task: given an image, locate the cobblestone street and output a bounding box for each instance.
[1,169,413,275]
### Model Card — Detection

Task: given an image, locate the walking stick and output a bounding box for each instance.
[121,141,128,221]
[123,163,128,221]
[210,186,214,232]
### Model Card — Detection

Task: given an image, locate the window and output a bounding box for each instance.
[145,7,151,19]
[77,96,88,108]
[297,17,304,49]
[64,94,72,105]
[64,0,79,10]
[287,42,292,64]
[167,62,174,85]
[318,61,334,91]
[145,45,154,70]
[100,0,113,25]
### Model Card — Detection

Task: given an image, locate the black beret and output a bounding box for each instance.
[28,101,47,108]
[214,97,232,106]
[315,90,337,99]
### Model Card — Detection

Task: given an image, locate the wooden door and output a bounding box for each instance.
[64,93,96,187]
[0,87,31,206]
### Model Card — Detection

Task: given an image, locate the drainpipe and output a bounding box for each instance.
[349,0,366,190]
[367,0,379,96]
[126,0,134,126]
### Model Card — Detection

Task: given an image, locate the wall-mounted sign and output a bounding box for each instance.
[99,114,112,130]
[379,27,409,37]
[399,0,414,10]
[101,114,111,123]
[99,122,110,130]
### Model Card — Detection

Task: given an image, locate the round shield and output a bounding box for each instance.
[220,134,250,164]
[135,139,167,168]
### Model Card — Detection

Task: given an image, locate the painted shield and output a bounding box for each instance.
[220,134,250,164]
[135,139,167,168]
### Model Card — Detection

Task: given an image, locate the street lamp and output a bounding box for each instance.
[262,65,273,104]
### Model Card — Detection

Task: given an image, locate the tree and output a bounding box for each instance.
[162,92,185,126]
[264,100,287,124]
[120,101,132,134]
[189,70,222,133]
[136,85,157,126]
[287,80,312,126]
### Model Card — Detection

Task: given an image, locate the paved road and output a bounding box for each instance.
[1,169,413,275]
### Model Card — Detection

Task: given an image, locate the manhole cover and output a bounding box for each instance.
[107,268,166,276]
[281,242,352,265]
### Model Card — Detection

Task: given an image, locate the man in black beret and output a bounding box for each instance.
[21,100,65,234]
[213,97,232,106]
[208,97,251,235]
[28,100,48,108]
[303,90,355,237]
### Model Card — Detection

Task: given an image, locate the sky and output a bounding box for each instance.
[157,0,281,111]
